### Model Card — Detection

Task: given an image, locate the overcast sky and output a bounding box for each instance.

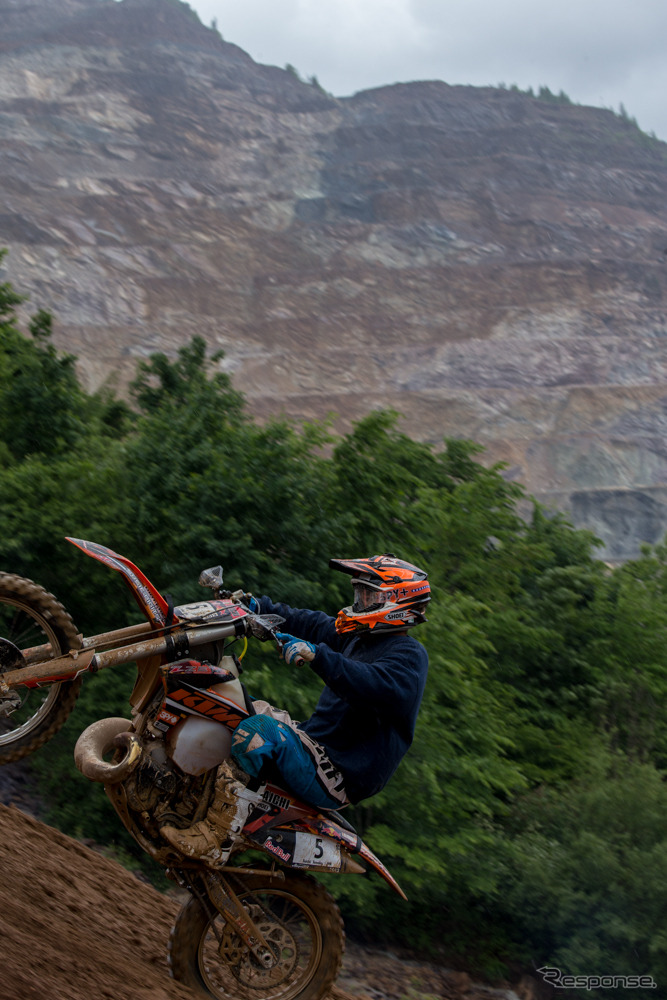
[184,0,667,141]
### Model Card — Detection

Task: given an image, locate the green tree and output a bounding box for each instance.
[0,274,87,462]
[500,751,667,998]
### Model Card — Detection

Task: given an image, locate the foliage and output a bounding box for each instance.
[3,265,667,982]
[499,749,667,998]
[499,82,572,103]
[537,84,572,104]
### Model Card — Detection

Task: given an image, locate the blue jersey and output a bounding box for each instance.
[257,597,429,803]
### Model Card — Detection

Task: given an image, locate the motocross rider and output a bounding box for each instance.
[161,554,430,866]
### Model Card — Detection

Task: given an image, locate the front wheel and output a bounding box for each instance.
[168,871,345,1000]
[0,573,82,765]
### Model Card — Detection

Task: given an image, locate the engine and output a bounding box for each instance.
[122,734,212,833]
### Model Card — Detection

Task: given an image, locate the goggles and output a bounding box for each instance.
[351,580,386,613]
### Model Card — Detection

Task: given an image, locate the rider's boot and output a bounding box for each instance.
[161,761,254,867]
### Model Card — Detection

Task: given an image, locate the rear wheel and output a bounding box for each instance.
[0,573,82,765]
[168,871,344,1000]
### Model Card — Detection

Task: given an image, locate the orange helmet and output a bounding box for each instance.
[330,554,430,634]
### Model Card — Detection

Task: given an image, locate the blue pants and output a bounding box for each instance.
[231,714,348,810]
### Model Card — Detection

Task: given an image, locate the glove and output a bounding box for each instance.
[276,632,317,665]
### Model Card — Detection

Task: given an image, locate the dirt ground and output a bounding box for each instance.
[0,801,545,1000]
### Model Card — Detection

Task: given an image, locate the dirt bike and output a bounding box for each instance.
[0,537,406,1000]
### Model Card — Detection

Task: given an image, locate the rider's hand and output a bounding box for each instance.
[276,632,316,665]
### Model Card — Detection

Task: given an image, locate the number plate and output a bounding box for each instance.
[293,833,341,869]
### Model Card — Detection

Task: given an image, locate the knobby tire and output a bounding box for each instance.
[0,573,82,765]
[168,870,345,1000]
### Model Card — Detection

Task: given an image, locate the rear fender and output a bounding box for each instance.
[295,814,408,900]
[66,538,170,628]
[244,790,407,899]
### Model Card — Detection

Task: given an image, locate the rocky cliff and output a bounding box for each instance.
[2,0,667,560]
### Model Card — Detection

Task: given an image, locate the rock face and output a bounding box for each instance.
[2,0,667,560]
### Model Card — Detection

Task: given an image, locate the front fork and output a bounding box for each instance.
[204,872,278,968]
[175,869,285,970]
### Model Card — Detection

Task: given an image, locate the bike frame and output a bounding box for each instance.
[2,537,408,900]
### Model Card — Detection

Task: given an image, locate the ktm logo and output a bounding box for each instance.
[168,687,246,727]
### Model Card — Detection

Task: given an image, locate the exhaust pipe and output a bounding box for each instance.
[74,717,143,784]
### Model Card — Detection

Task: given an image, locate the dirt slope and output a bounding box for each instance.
[0,803,198,1000]
[0,802,538,1000]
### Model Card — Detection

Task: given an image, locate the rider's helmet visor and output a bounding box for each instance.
[351,580,386,612]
